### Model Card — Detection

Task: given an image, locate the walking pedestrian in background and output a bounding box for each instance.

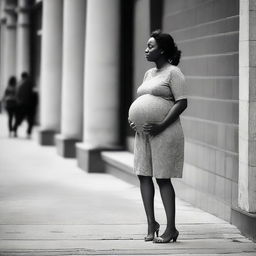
[2,76,17,137]
[13,72,38,138]
[128,30,187,243]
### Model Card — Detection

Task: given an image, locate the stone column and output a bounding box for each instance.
[55,0,86,158]
[76,0,121,172]
[232,0,256,241]
[2,0,16,91]
[38,0,63,145]
[16,0,30,78]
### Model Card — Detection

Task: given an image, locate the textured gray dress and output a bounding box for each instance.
[133,64,186,178]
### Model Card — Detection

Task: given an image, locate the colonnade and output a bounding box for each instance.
[38,0,121,172]
[0,0,121,171]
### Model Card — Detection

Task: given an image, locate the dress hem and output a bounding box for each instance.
[134,169,182,179]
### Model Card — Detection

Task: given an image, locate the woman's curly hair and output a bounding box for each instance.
[150,30,181,66]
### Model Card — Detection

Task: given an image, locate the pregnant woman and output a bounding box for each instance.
[128,30,187,243]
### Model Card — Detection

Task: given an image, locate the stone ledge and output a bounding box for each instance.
[231,206,256,242]
[101,151,139,186]
[101,151,134,174]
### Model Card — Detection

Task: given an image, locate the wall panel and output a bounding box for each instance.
[163,0,239,221]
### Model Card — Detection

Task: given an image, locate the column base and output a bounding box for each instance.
[55,134,81,158]
[38,129,56,146]
[76,143,122,173]
[231,206,256,242]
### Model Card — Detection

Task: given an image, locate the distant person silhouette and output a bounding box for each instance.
[13,72,38,138]
[2,76,17,137]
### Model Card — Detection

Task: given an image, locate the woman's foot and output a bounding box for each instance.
[144,221,160,242]
[153,229,179,243]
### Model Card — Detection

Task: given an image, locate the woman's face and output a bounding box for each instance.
[145,37,162,62]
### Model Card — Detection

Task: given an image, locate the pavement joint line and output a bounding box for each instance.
[0,223,231,226]
[0,238,246,241]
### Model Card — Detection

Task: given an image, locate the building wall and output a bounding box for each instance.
[163,0,239,221]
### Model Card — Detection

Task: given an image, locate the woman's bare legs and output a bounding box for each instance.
[138,175,156,225]
[156,178,177,239]
[138,175,160,240]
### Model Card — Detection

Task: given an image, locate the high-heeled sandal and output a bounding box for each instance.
[153,230,179,243]
[144,222,160,242]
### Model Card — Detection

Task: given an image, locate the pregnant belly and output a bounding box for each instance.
[128,94,173,126]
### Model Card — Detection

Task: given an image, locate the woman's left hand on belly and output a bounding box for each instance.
[143,122,165,136]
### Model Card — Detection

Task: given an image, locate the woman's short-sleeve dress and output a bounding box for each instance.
[133,64,186,179]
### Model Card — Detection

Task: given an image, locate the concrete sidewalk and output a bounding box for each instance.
[0,113,255,255]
